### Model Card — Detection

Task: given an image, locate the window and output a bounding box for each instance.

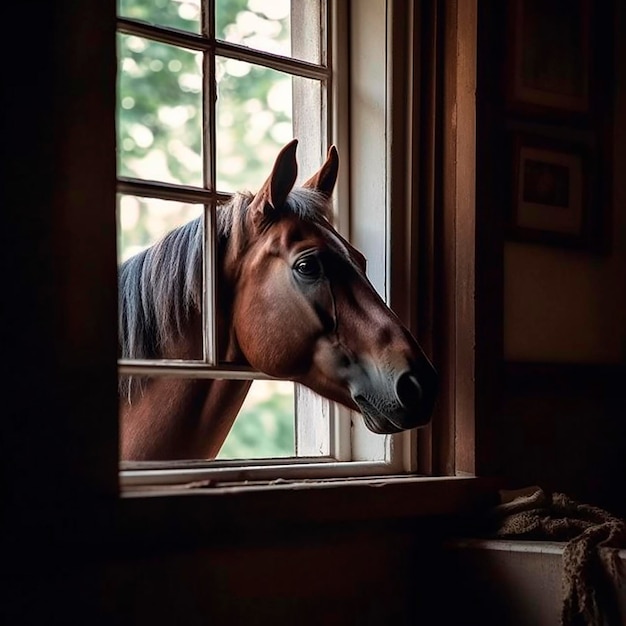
[4,0,486,522]
[116,0,336,472]
[114,0,478,487]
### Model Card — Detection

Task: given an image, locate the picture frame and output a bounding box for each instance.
[507,0,591,116]
[508,133,596,250]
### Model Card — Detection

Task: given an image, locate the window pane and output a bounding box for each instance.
[218,380,295,459]
[117,35,203,186]
[216,0,290,59]
[117,195,203,263]
[216,57,323,193]
[117,0,201,34]
[119,377,295,460]
[216,0,322,64]
[117,198,205,367]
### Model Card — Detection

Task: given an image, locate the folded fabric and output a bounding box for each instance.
[482,486,626,626]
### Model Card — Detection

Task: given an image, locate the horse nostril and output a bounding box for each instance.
[395,373,423,410]
[338,353,352,369]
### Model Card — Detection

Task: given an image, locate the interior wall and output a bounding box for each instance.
[498,364,626,516]
[3,521,446,626]
[503,2,626,364]
[477,1,626,516]
[504,239,626,362]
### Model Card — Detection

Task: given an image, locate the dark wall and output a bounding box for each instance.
[3,517,451,626]
[498,364,626,517]
[477,0,626,517]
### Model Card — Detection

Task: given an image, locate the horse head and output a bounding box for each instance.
[226,140,437,434]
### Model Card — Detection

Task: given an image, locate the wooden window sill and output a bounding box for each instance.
[117,475,502,542]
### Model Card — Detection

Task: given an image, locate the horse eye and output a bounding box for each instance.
[294,256,323,279]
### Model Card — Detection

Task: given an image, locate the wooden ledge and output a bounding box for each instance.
[117,475,501,546]
[445,538,626,558]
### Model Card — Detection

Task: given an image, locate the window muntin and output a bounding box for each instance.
[117,0,329,462]
[117,0,420,478]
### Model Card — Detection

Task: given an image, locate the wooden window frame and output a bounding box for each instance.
[1,0,500,539]
[116,0,349,470]
[116,0,447,483]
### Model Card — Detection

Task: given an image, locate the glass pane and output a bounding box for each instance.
[216,0,322,64]
[117,195,203,263]
[117,34,203,186]
[117,197,205,365]
[216,57,323,193]
[218,380,296,459]
[119,377,295,460]
[117,0,201,34]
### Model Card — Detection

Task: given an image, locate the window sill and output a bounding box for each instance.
[118,475,502,543]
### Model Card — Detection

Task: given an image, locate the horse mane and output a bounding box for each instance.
[118,187,330,397]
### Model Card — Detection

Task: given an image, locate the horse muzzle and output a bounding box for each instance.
[351,360,438,434]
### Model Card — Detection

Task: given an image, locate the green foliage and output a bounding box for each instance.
[118,0,201,32]
[117,0,291,190]
[117,35,203,185]
[217,383,295,459]
[216,0,250,36]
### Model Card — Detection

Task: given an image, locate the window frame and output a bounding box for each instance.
[116,0,342,465]
[116,1,332,374]
[116,0,433,482]
[1,0,494,526]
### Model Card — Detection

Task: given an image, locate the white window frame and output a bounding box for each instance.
[118,0,421,488]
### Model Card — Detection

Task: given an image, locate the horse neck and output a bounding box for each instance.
[121,266,252,461]
[120,375,251,460]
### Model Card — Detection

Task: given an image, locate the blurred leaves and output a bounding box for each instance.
[117,35,203,185]
[217,381,295,459]
[117,0,292,191]
[118,0,201,32]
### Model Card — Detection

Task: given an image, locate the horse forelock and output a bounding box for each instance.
[223,187,330,230]
[283,187,332,223]
[219,187,332,259]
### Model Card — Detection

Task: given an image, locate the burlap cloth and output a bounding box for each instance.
[481,486,626,626]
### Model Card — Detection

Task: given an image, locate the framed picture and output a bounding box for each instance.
[507,0,591,116]
[508,133,596,249]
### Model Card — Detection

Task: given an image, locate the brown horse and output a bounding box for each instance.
[118,140,437,461]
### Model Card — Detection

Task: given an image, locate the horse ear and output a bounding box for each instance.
[303,145,339,198]
[257,139,299,213]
